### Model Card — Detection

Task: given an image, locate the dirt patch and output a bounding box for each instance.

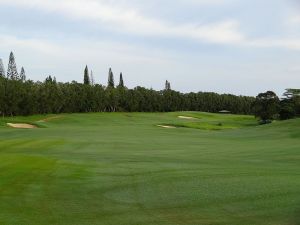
[38,116,63,123]
[7,123,37,129]
[178,116,197,120]
[157,125,176,129]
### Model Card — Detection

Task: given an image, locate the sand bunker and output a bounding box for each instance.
[178,116,197,120]
[157,125,176,129]
[7,123,37,129]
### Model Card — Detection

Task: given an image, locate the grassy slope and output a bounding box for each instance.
[0,112,299,225]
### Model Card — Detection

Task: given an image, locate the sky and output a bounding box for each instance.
[0,0,300,96]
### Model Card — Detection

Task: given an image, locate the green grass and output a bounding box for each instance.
[0,112,299,225]
[164,112,257,130]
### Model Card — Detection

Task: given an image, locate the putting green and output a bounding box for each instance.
[0,112,299,225]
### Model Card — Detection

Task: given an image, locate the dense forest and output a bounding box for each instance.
[0,52,254,116]
[0,75,255,116]
[0,52,299,121]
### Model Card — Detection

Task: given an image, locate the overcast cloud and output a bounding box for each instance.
[0,0,299,95]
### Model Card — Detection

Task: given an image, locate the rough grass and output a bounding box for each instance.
[0,112,299,225]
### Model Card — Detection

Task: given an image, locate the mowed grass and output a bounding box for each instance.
[0,112,299,225]
[165,112,257,130]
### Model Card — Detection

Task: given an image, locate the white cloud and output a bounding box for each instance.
[0,0,244,45]
[249,38,300,50]
[0,33,178,76]
[289,15,300,24]
[0,34,60,54]
[1,0,300,51]
[0,33,176,65]
[177,0,233,5]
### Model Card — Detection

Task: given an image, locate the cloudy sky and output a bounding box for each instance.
[0,0,300,96]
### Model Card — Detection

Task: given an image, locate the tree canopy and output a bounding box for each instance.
[254,91,280,122]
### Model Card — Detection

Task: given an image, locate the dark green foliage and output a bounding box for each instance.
[118,72,124,88]
[279,99,296,120]
[283,89,300,116]
[84,66,90,85]
[107,68,114,88]
[254,91,280,122]
[0,76,255,116]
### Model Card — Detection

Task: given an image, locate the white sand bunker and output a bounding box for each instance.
[7,123,37,129]
[157,125,176,129]
[178,116,197,120]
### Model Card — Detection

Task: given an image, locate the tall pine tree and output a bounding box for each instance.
[7,52,19,80]
[107,68,114,88]
[0,59,5,77]
[84,65,90,85]
[90,70,95,86]
[165,80,171,90]
[118,72,124,88]
[20,67,26,81]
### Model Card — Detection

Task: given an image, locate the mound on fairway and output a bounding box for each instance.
[37,116,64,123]
[172,112,257,130]
[0,112,299,225]
[7,123,37,129]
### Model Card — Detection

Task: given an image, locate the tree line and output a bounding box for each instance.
[1,52,299,123]
[0,75,255,116]
[0,52,255,116]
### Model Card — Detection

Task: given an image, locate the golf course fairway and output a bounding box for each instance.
[0,112,299,225]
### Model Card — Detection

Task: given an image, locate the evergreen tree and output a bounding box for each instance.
[20,67,26,81]
[165,80,171,90]
[282,88,300,116]
[84,65,90,85]
[283,89,300,99]
[90,70,95,86]
[118,72,124,88]
[7,52,19,80]
[107,68,115,88]
[0,59,5,77]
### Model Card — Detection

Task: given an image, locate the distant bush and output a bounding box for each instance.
[259,120,272,125]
